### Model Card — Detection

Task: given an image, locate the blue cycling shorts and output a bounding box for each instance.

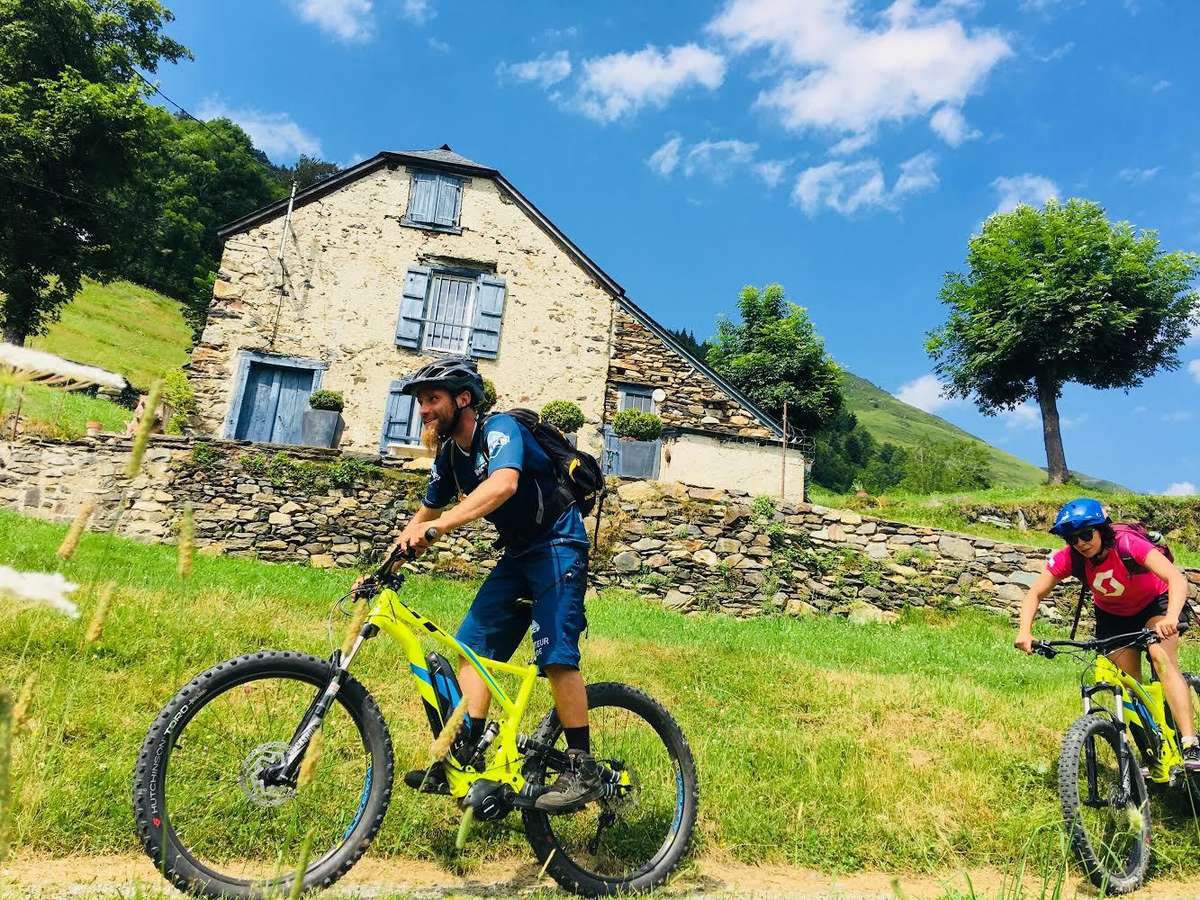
[455,541,588,673]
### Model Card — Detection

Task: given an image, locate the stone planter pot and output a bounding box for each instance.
[302,408,343,448]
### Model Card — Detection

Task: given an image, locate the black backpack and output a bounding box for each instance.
[1067,523,1173,638]
[450,409,607,548]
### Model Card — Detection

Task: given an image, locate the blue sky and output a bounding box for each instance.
[157,0,1199,494]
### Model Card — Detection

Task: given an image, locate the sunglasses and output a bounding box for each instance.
[1065,527,1096,545]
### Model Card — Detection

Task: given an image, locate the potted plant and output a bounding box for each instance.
[302,389,345,448]
[541,400,585,446]
[612,409,663,442]
[86,419,103,438]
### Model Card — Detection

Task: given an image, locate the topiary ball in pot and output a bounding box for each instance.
[303,390,345,447]
[541,400,585,434]
[308,389,345,412]
[613,409,662,442]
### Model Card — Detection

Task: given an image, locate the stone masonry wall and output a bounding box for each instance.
[605,307,774,439]
[4,435,1198,624]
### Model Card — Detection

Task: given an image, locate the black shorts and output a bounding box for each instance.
[1094,593,1193,641]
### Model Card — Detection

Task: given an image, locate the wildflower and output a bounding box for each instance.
[126,379,163,478]
[57,501,96,560]
[0,566,79,619]
[84,583,115,644]
[177,504,194,577]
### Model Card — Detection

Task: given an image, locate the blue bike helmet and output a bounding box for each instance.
[1049,498,1110,537]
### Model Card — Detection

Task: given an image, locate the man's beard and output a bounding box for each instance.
[422,406,458,448]
[421,422,440,451]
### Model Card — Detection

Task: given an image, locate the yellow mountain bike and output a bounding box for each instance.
[132,537,699,898]
[1032,627,1200,894]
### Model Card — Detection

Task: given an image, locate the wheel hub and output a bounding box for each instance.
[239,742,296,808]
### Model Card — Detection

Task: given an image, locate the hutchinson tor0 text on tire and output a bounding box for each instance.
[1058,712,1150,895]
[132,651,394,899]
[522,681,699,897]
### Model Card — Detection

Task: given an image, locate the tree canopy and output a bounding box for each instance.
[927,198,1200,484]
[706,283,844,438]
[0,0,189,344]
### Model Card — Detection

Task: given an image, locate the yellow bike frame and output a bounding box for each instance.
[1090,655,1184,783]
[359,586,538,798]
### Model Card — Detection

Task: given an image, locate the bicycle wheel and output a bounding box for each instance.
[132,651,394,899]
[1166,673,1200,815]
[1058,712,1150,894]
[522,682,698,897]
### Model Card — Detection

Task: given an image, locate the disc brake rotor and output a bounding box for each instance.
[238,741,296,808]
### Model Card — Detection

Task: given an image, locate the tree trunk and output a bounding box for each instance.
[1035,378,1070,485]
[1,323,26,346]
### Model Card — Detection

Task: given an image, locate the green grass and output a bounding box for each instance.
[3,509,1200,880]
[28,278,192,392]
[841,372,1126,493]
[0,383,132,440]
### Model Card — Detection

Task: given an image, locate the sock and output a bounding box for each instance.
[1183,735,1198,749]
[466,716,486,746]
[564,725,590,755]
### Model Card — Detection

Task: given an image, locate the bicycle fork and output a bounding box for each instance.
[1081,683,1138,809]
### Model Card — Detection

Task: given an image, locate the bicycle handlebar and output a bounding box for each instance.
[356,526,446,593]
[1032,622,1189,658]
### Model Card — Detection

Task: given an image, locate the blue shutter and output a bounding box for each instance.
[469,274,506,359]
[396,266,430,350]
[408,171,438,223]
[380,380,416,452]
[433,176,463,227]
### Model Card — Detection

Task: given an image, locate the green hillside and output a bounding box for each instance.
[29,278,192,391]
[841,371,1125,492]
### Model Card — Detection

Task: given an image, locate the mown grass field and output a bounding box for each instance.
[28,278,192,392]
[4,509,1200,882]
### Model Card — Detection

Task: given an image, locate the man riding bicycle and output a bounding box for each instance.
[1014,498,1200,768]
[383,357,597,812]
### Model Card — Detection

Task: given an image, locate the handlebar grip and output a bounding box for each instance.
[425,526,441,543]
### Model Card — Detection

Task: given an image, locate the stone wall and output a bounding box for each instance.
[605,307,774,439]
[4,435,1197,624]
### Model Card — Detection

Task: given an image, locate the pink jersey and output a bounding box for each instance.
[1047,530,1168,615]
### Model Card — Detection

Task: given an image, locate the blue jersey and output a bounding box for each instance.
[423,413,587,553]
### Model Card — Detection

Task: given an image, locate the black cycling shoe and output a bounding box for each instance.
[1183,742,1200,771]
[534,749,603,813]
[404,761,451,794]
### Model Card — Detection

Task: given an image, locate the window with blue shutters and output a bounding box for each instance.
[403,169,465,231]
[380,380,423,452]
[395,266,507,359]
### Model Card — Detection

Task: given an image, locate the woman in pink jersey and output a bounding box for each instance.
[1014,498,1199,768]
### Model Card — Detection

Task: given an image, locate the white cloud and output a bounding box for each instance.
[198,99,322,161]
[895,373,957,413]
[292,0,374,42]
[707,0,1009,148]
[1037,41,1075,62]
[576,44,726,123]
[647,136,683,176]
[991,174,1059,215]
[648,135,787,187]
[829,132,875,156]
[929,105,980,147]
[1163,410,1195,424]
[497,50,573,88]
[400,0,434,24]
[1164,482,1197,496]
[792,151,938,216]
[428,37,450,54]
[1189,359,1200,380]
[1061,413,1088,430]
[341,152,367,169]
[1002,402,1040,429]
[1152,79,1171,94]
[1117,166,1161,183]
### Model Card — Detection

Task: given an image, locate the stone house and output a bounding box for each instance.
[190,146,807,498]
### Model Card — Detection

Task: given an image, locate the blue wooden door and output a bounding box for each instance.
[234,362,314,444]
[602,427,661,479]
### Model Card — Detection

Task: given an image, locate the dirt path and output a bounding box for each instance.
[3,855,1200,899]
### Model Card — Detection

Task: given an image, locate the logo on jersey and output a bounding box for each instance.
[474,453,487,478]
[1092,569,1125,598]
[486,429,510,457]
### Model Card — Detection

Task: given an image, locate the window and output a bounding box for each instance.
[380,381,423,451]
[618,384,655,413]
[403,169,465,231]
[395,266,506,359]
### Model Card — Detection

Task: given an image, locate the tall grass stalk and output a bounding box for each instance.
[0,688,12,862]
[428,696,470,764]
[84,583,114,645]
[126,379,162,478]
[177,504,194,578]
[11,674,35,734]
[287,829,315,900]
[340,598,369,658]
[56,501,95,560]
[296,729,323,791]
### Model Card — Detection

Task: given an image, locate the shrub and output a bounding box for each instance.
[162,370,196,435]
[187,441,220,471]
[752,495,777,519]
[308,389,344,412]
[327,457,379,489]
[612,409,662,442]
[541,400,585,434]
[479,378,497,415]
